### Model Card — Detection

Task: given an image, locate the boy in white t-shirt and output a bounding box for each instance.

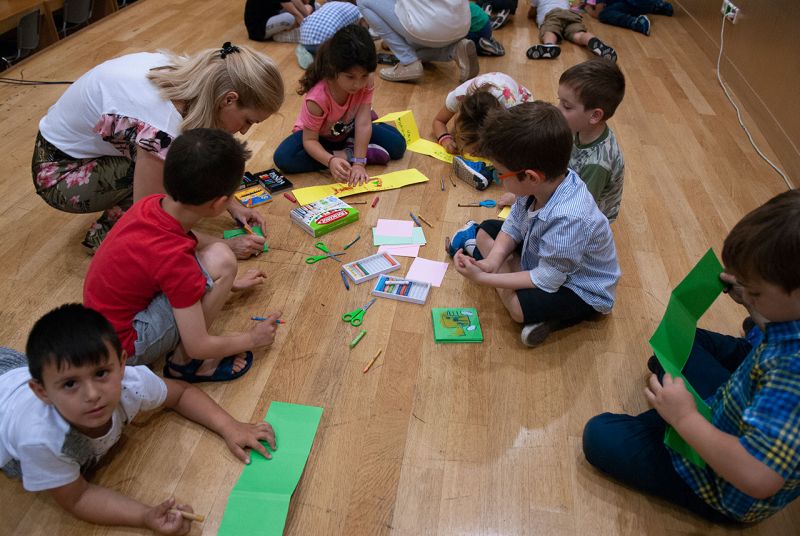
[0,304,277,533]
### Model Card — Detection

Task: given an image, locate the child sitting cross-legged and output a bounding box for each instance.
[0,304,277,533]
[448,102,620,347]
[583,190,800,523]
[84,128,282,383]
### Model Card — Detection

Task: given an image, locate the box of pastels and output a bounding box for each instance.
[371,274,431,305]
[342,252,400,284]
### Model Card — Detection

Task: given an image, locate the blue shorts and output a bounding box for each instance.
[129,259,213,365]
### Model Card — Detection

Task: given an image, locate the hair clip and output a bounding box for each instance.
[220,42,240,59]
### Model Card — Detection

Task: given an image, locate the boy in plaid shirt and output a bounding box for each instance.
[583,190,800,522]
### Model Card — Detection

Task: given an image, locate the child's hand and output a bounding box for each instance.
[644,373,698,428]
[498,192,516,208]
[223,420,277,464]
[233,269,266,291]
[229,203,267,231]
[227,235,268,259]
[250,311,282,347]
[143,497,192,535]
[329,156,351,181]
[348,164,369,186]
[720,272,745,305]
[443,138,459,154]
[453,250,487,283]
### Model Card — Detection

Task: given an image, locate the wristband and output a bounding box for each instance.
[437,132,453,143]
[327,154,337,167]
[350,156,368,165]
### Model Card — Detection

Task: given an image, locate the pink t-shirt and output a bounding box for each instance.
[293,79,373,141]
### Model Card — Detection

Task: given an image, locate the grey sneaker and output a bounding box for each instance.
[454,39,479,82]
[273,27,300,43]
[380,60,423,82]
[452,157,490,190]
[520,322,553,347]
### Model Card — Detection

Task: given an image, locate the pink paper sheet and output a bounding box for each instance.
[375,219,414,237]
[406,257,449,287]
[377,244,420,258]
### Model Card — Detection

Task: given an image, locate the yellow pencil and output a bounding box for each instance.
[170,509,205,523]
[417,214,433,228]
[363,349,382,373]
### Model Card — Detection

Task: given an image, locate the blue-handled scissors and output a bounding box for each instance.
[458,199,497,208]
[305,241,345,264]
[342,298,376,327]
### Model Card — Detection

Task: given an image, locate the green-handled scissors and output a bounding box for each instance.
[305,241,345,264]
[342,298,376,326]
[458,199,497,208]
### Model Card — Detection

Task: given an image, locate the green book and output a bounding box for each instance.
[432,308,483,343]
[223,225,269,252]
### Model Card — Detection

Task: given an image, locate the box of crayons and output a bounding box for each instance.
[342,252,400,284]
[290,195,359,237]
[372,274,430,305]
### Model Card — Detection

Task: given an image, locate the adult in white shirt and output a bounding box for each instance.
[32,43,283,258]
[357,0,478,82]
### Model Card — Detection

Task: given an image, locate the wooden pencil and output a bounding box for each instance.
[363,349,382,373]
[170,509,205,522]
[417,214,433,228]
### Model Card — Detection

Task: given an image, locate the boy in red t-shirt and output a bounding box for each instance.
[84,128,281,383]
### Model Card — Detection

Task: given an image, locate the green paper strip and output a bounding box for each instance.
[372,227,427,246]
[223,225,269,252]
[648,248,724,468]
[218,402,323,536]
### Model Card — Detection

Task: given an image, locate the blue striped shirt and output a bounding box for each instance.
[671,320,800,522]
[300,2,362,46]
[500,170,620,312]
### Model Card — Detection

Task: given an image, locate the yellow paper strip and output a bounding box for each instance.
[497,206,511,220]
[293,168,429,206]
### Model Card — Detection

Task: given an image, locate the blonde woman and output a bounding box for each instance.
[32,42,284,257]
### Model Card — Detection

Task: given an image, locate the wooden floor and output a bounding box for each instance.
[0,1,797,534]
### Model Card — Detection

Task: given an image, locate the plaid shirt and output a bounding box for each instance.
[670,319,800,522]
[300,1,361,46]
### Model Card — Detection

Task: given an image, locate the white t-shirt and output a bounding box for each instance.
[0,357,167,492]
[530,0,569,26]
[445,72,534,113]
[38,52,182,159]
[395,0,471,45]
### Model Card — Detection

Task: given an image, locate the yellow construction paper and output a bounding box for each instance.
[293,168,429,205]
[497,207,511,220]
[374,110,458,164]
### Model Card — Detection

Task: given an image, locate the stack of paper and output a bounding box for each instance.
[372,219,426,257]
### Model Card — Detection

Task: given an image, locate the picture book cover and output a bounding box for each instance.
[290,195,359,237]
[431,308,483,343]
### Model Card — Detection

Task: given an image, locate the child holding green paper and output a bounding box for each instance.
[84,129,282,383]
[0,304,277,533]
[583,189,800,523]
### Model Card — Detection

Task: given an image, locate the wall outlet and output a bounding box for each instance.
[721,0,739,23]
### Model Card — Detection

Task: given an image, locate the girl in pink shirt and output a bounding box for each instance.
[273,24,406,185]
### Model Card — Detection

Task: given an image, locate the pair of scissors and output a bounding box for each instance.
[305,242,345,264]
[342,298,376,326]
[458,199,497,208]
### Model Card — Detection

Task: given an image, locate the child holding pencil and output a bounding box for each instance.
[0,304,277,532]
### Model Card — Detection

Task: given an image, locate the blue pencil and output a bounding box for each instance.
[340,269,350,290]
[409,211,422,227]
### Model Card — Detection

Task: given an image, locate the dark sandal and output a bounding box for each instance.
[163,351,254,383]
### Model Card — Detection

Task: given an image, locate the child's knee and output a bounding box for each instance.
[582,413,615,468]
[200,242,237,279]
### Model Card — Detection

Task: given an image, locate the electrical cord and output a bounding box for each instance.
[716,14,794,189]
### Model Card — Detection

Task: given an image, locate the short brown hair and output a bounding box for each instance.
[479,101,572,181]
[559,59,625,120]
[454,85,504,152]
[722,189,800,292]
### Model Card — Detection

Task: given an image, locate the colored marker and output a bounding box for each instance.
[371,196,379,208]
[343,235,361,250]
[417,214,433,228]
[409,212,422,227]
[236,217,255,235]
[348,201,368,205]
[251,317,285,324]
[363,349,382,373]
[283,192,297,203]
[441,176,445,191]
[349,329,367,349]
[340,269,350,290]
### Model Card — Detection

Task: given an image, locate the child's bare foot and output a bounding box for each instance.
[233,269,266,291]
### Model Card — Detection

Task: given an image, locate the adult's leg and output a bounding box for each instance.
[273,130,329,174]
[357,0,419,64]
[369,123,407,160]
[583,411,734,523]
[598,2,641,29]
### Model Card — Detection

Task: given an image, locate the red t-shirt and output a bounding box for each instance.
[83,194,207,355]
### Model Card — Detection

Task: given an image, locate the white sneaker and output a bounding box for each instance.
[520,322,552,347]
[454,39,479,82]
[379,60,423,82]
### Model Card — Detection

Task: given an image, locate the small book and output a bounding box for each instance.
[431,308,483,343]
[290,195,359,237]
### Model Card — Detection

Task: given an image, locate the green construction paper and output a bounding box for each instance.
[648,248,723,469]
[431,308,483,343]
[372,226,427,246]
[223,225,269,252]
[218,402,323,536]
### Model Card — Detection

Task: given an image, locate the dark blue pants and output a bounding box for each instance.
[466,21,492,47]
[582,329,752,523]
[272,123,406,174]
[599,0,661,29]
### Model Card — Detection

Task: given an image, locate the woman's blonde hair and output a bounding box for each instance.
[147,44,285,131]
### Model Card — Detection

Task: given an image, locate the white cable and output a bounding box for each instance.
[716,14,794,189]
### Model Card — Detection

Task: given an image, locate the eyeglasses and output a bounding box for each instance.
[496,169,525,181]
